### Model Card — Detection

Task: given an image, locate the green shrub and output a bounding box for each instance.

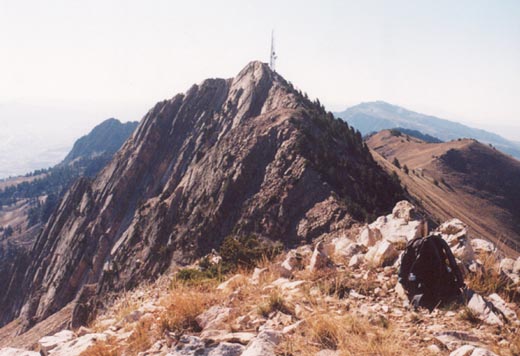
[220,235,283,270]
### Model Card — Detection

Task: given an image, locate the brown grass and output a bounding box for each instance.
[458,306,481,326]
[280,313,411,356]
[257,290,293,318]
[159,280,222,334]
[466,253,519,304]
[79,339,120,356]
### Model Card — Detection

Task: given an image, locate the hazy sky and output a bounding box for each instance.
[1,0,520,167]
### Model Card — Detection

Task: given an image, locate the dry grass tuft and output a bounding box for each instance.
[281,312,411,356]
[159,281,221,334]
[466,253,519,304]
[458,306,481,326]
[308,315,341,349]
[127,317,155,353]
[79,340,120,356]
[257,290,293,318]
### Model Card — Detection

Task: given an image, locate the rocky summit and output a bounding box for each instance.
[0,61,403,333]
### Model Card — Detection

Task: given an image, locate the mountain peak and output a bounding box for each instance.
[1,62,404,330]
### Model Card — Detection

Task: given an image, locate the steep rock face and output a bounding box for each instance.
[7,62,403,329]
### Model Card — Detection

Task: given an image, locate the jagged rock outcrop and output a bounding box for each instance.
[2,61,404,330]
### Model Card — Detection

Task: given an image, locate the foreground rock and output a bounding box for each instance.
[368,200,427,247]
[0,349,39,356]
[242,329,281,356]
[167,335,244,356]
[40,332,108,356]
[450,345,498,356]
[438,219,475,264]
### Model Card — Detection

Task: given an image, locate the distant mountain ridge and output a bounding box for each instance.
[62,118,138,164]
[336,101,520,159]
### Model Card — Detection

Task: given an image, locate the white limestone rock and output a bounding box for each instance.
[368,201,426,248]
[470,239,496,255]
[467,292,503,326]
[196,305,232,331]
[38,330,76,355]
[216,274,245,291]
[357,226,381,248]
[45,333,108,356]
[309,241,334,272]
[438,219,475,264]
[487,293,519,324]
[450,345,498,356]
[0,348,40,356]
[348,253,364,268]
[365,240,399,267]
[241,329,281,356]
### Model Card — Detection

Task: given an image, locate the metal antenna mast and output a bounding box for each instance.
[270,30,277,72]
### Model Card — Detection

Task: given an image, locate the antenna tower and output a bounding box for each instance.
[270,30,277,71]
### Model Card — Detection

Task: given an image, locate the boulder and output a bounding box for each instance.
[394,282,408,302]
[269,278,306,292]
[38,330,76,355]
[196,306,232,331]
[357,227,381,248]
[500,258,520,284]
[167,335,244,356]
[449,345,498,356]
[329,236,352,253]
[251,267,268,284]
[427,345,442,354]
[316,350,341,356]
[439,219,467,235]
[467,291,503,326]
[368,201,426,247]
[348,254,364,268]
[206,343,245,356]
[44,333,108,356]
[209,332,257,345]
[276,251,303,278]
[392,200,417,221]
[365,241,399,267]
[241,329,281,356]
[470,239,496,255]
[434,330,480,351]
[438,219,475,264]
[216,274,245,291]
[0,348,40,356]
[487,293,519,324]
[337,243,365,260]
[514,257,520,275]
[500,258,515,273]
[309,242,334,272]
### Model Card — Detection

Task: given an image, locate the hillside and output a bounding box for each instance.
[337,101,520,159]
[367,129,520,255]
[0,61,404,333]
